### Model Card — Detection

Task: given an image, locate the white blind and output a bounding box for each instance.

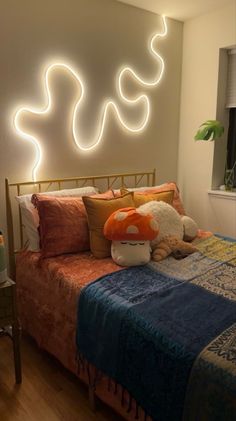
[226,48,236,108]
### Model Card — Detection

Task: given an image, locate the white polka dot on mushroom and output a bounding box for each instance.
[126,225,139,234]
[114,211,129,221]
[150,219,159,232]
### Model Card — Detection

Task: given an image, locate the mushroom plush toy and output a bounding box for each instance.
[104,207,159,267]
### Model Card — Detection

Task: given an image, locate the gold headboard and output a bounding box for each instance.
[5,169,156,279]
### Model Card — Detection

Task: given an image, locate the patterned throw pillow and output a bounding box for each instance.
[33,190,114,257]
[16,186,99,251]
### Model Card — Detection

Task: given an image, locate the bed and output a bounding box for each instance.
[5,170,236,421]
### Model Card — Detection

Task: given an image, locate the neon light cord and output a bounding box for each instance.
[14,15,167,181]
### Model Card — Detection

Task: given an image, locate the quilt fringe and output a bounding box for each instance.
[77,352,152,421]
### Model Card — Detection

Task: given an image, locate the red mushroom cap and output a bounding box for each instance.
[104,207,159,241]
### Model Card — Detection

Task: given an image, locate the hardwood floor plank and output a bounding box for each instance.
[0,335,123,421]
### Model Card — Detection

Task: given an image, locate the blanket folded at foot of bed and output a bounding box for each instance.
[76,235,236,421]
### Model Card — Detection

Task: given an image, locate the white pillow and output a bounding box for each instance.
[15,186,99,251]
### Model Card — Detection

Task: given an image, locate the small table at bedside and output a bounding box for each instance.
[0,278,22,383]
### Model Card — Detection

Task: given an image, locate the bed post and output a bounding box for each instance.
[88,385,96,412]
[152,168,156,186]
[5,178,16,281]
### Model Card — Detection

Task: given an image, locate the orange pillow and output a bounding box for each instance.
[82,192,134,258]
[121,188,174,207]
[33,195,90,257]
[120,182,185,215]
[33,190,114,257]
[143,183,185,215]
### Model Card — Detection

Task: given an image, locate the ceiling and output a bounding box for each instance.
[116,0,232,21]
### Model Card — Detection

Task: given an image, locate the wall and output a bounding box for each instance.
[0,0,183,243]
[178,0,236,237]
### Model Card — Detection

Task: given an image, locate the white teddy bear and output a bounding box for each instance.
[138,201,198,261]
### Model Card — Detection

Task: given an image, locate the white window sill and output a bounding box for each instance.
[208,189,236,200]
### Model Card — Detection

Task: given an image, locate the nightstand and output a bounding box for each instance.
[0,278,22,383]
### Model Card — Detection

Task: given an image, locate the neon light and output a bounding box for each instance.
[14,16,167,181]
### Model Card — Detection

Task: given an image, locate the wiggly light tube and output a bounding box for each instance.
[14,16,167,181]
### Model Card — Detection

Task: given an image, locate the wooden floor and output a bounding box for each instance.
[0,334,124,421]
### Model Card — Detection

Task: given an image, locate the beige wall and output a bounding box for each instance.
[178,0,236,236]
[0,0,183,241]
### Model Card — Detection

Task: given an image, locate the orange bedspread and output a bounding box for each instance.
[16,231,212,421]
[17,250,152,420]
[16,250,121,373]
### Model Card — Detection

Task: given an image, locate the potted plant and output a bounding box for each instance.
[194,119,235,191]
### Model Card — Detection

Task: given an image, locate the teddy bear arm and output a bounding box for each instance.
[152,240,172,262]
[165,236,197,258]
[152,236,197,262]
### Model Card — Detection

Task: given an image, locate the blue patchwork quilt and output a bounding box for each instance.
[76,235,236,421]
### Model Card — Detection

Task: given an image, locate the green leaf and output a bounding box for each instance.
[194,120,224,141]
[195,127,213,141]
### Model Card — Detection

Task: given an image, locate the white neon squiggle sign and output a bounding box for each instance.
[14,16,167,181]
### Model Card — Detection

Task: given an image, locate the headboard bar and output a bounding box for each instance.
[5,169,156,280]
[7,170,156,187]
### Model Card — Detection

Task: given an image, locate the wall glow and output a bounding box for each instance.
[14,16,167,181]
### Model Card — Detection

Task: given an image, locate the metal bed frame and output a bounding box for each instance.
[5,169,156,279]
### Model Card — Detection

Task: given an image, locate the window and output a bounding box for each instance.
[226,49,236,187]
